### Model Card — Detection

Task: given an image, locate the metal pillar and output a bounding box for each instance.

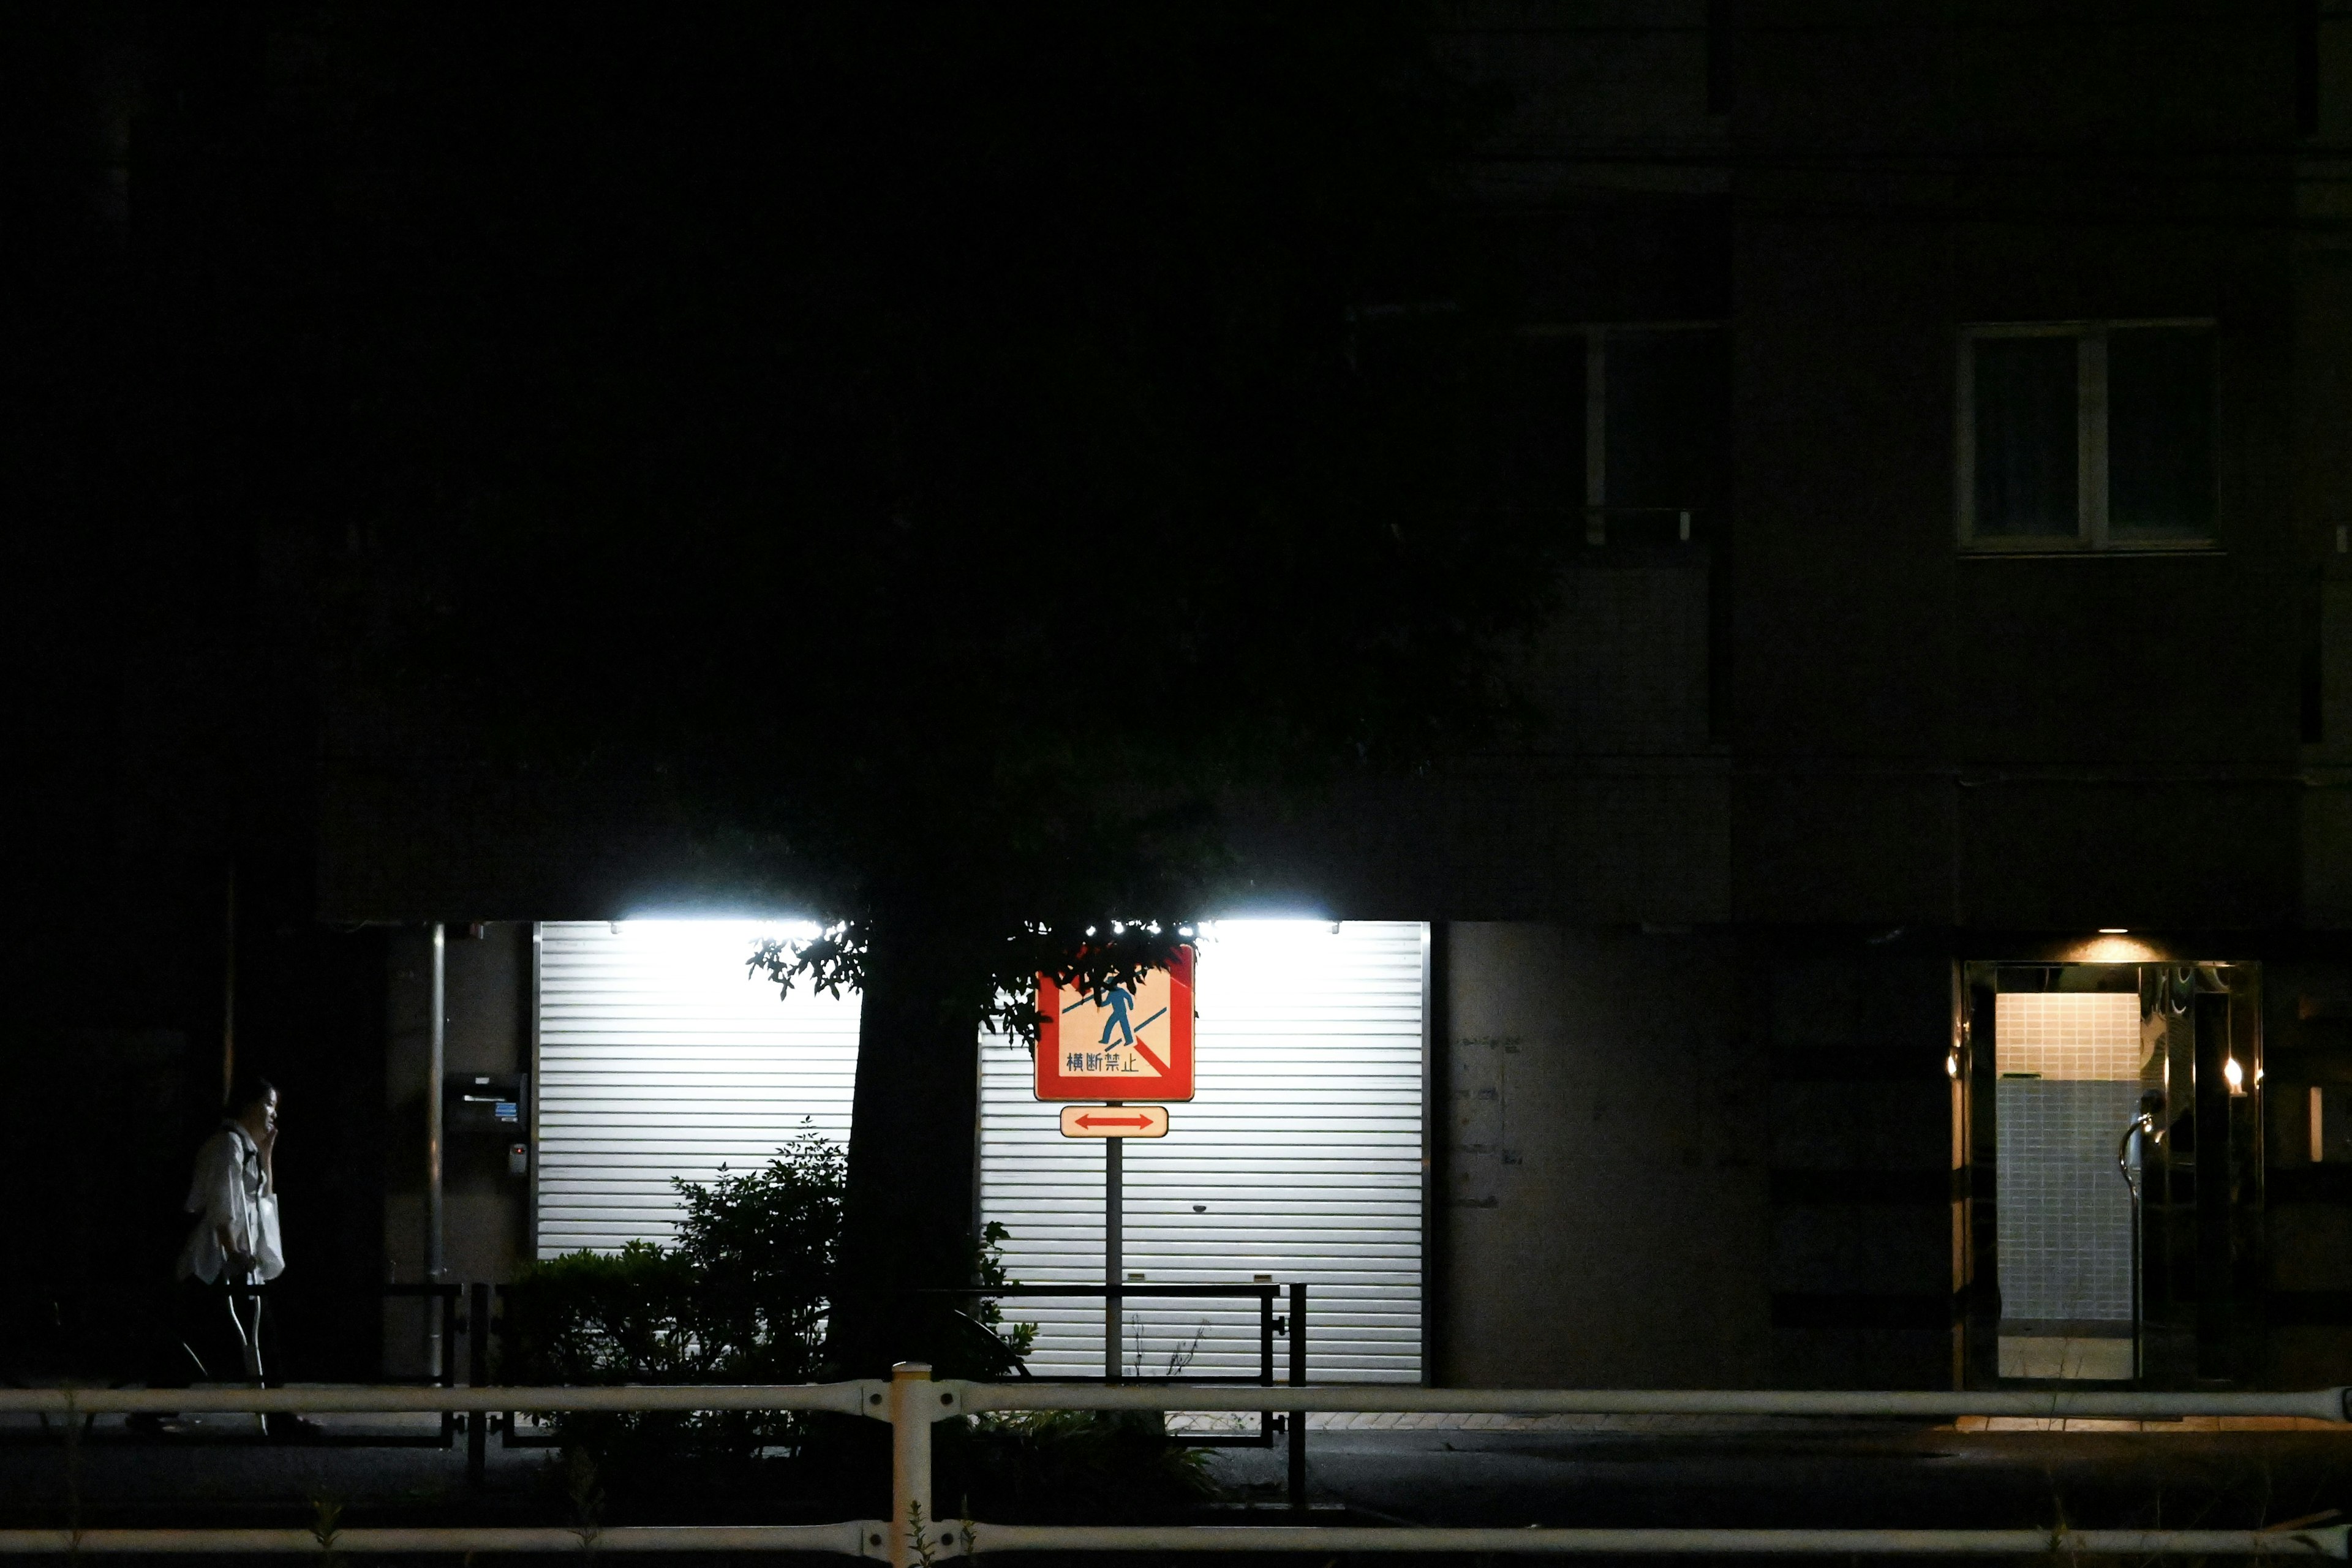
[426,923,446,1373]
[467,1283,490,1486]
[1287,1281,1306,1509]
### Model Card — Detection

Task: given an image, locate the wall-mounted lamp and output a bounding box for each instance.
[2098,927,2129,935]
[2224,1057,2247,1096]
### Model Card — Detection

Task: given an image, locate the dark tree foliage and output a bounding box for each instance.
[201,4,1557,1368]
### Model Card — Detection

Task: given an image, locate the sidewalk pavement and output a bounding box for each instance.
[2,1404,2347,1534]
[1171,1410,2352,1433]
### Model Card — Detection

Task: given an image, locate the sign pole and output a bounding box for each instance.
[1032,953,1192,1382]
[1105,1104,1123,1380]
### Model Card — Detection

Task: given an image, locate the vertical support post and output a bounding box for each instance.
[527,924,543,1256]
[1104,1118,1123,1380]
[221,861,237,1106]
[2193,990,2233,1378]
[1287,1281,1306,1509]
[439,1287,458,1446]
[1422,921,1444,1389]
[467,1281,489,1485]
[888,1361,934,1568]
[2130,1168,2144,1382]
[426,923,447,1376]
[1259,1287,1275,1447]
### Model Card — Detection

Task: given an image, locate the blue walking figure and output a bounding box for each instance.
[1098,985,1137,1048]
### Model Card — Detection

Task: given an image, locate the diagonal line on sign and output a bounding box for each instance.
[1131,1039,1169,1076]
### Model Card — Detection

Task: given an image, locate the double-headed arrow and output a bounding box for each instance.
[1058,1104,1170,1138]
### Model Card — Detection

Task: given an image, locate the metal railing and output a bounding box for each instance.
[906,1281,1291,1387]
[6,1282,467,1451]
[911,1280,1309,1501]
[3,1370,2351,1558]
[480,1280,1311,1488]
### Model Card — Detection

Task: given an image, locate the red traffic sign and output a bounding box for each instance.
[1035,946,1194,1101]
[1059,1105,1170,1138]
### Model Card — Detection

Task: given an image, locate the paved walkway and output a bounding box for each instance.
[3,1404,2346,1536]
[1209,1420,2352,1530]
[1171,1410,2352,1434]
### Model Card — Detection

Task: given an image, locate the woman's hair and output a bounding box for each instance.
[226,1067,278,1116]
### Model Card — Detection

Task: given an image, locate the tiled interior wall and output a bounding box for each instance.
[1994,992,2147,1331]
[1996,1079,2142,1324]
[1994,992,2144,1081]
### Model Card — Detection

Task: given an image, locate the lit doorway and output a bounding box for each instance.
[1962,960,2263,1388]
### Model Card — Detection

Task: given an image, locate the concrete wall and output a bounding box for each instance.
[1764,950,1962,1389]
[1436,924,1965,1391]
[1436,923,1768,1386]
[2261,959,2352,1386]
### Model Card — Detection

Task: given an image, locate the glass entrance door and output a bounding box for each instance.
[1962,960,2263,1387]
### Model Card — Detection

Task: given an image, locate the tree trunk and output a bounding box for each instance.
[828,918,986,1375]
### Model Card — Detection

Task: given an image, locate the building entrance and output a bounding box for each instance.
[1962,960,2263,1388]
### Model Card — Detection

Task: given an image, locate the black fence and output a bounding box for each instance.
[2,1280,462,1449]
[911,1280,1312,1506]
[13,1276,1314,1504]
[478,1280,1311,1495]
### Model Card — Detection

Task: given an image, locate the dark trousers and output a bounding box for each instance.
[150,1275,266,1389]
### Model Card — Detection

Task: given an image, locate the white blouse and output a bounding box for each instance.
[175,1122,285,1283]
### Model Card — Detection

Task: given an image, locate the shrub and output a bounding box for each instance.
[499,1131,847,1475]
[948,1410,1218,1525]
[500,1129,1036,1488]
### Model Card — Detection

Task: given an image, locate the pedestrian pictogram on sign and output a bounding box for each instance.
[1058,1105,1170,1137]
[1035,947,1194,1101]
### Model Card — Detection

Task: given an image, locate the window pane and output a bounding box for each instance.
[1972,336,2078,538]
[2108,328,2213,542]
[1604,330,1727,513]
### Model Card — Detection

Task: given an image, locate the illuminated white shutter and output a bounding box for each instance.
[537,919,1428,1382]
[979,921,1428,1383]
[532,921,859,1256]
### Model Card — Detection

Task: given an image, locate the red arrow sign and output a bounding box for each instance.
[1059,1104,1170,1138]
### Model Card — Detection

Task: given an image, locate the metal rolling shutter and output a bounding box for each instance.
[537,919,1428,1382]
[980,921,1428,1383]
[534,921,859,1256]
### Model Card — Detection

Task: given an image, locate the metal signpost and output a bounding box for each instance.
[1036,948,1195,1378]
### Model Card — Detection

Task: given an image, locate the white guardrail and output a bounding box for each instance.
[2,1366,2350,1559]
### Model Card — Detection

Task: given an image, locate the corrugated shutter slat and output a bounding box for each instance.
[538,920,1424,1383]
[980,921,1425,1384]
[536,922,859,1255]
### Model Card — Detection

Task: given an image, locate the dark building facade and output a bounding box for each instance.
[1170,1,2352,1391]
[1381,0,2352,1391]
[349,4,2352,1393]
[15,4,2352,1394]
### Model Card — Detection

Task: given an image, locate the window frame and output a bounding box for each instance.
[1518,319,1727,545]
[1955,318,2219,556]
